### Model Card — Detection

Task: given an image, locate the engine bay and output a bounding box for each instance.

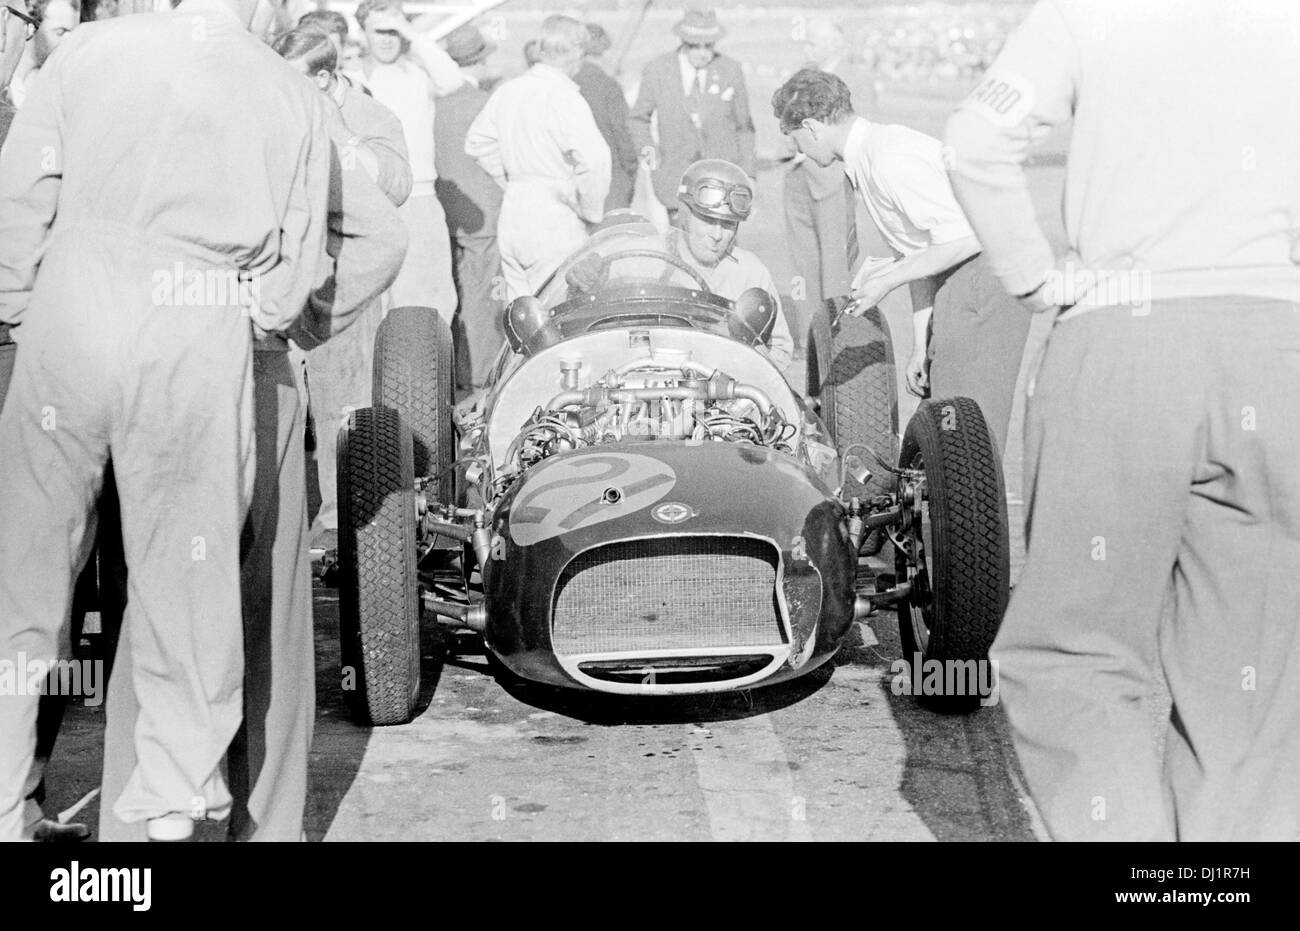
[454,329,839,509]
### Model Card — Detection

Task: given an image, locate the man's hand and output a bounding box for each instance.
[368,9,413,39]
[904,343,930,397]
[850,256,899,309]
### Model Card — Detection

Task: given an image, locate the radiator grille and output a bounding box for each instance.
[551,537,783,655]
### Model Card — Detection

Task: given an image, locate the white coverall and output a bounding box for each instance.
[0,3,330,839]
[363,36,461,322]
[465,62,612,299]
[97,102,409,842]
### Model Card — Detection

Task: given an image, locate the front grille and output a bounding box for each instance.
[551,537,784,655]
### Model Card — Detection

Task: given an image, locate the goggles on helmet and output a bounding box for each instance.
[681,178,753,220]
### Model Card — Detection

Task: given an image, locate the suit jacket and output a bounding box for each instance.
[630,50,756,208]
[574,60,638,210]
[434,79,503,239]
[797,60,879,201]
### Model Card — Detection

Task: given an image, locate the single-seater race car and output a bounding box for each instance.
[336,222,1009,725]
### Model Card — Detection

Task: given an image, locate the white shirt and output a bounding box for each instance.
[465,63,611,224]
[677,51,710,98]
[363,37,464,192]
[842,117,974,257]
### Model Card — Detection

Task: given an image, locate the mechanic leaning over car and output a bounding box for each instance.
[773,68,1032,457]
[0,0,333,842]
[665,158,795,373]
[946,0,1300,841]
[97,24,410,843]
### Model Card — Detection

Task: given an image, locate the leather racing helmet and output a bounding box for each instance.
[677,158,753,222]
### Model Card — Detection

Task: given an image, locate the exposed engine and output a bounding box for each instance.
[502,355,796,478]
[450,330,842,512]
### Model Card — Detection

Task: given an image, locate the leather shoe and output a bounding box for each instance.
[32,819,90,842]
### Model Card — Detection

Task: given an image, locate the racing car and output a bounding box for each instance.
[336,221,1009,725]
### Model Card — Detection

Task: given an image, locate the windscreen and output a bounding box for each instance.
[537,222,719,313]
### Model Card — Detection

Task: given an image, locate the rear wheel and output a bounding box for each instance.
[896,397,1009,711]
[808,301,898,500]
[337,405,421,726]
[374,305,455,504]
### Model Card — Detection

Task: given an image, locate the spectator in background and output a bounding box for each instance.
[355,0,463,322]
[297,6,366,91]
[80,0,115,22]
[298,7,348,56]
[575,22,636,211]
[629,8,754,224]
[465,15,610,299]
[274,24,412,550]
[435,24,504,391]
[783,17,879,352]
[8,0,77,108]
[340,36,364,83]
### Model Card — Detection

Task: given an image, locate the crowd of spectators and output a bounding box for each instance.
[841,3,1029,87]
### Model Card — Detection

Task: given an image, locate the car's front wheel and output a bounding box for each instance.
[337,405,422,726]
[896,397,1009,711]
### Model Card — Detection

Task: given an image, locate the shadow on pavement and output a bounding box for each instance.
[834,610,1040,841]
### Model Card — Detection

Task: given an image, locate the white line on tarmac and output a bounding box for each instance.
[690,714,813,842]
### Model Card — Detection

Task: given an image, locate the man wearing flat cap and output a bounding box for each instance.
[436,23,505,390]
[630,8,755,222]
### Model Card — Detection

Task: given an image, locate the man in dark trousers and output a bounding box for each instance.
[629,8,755,223]
[436,23,504,391]
[575,22,636,211]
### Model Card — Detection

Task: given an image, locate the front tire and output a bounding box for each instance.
[337,405,421,726]
[896,397,1009,711]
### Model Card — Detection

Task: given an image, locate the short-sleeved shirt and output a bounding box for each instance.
[842,117,974,257]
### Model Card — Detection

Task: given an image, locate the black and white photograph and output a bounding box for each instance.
[0,0,1290,898]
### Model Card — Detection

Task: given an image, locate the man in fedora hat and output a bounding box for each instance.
[630,8,755,222]
[436,23,506,390]
[575,22,637,211]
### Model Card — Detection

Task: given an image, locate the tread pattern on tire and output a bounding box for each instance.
[373,305,454,504]
[898,397,1009,681]
[338,406,420,726]
[813,305,899,500]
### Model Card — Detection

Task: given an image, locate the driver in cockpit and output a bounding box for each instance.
[665,158,793,372]
[566,159,794,372]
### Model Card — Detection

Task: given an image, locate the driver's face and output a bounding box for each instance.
[682,210,738,268]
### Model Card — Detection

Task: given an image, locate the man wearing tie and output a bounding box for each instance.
[629,8,755,224]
